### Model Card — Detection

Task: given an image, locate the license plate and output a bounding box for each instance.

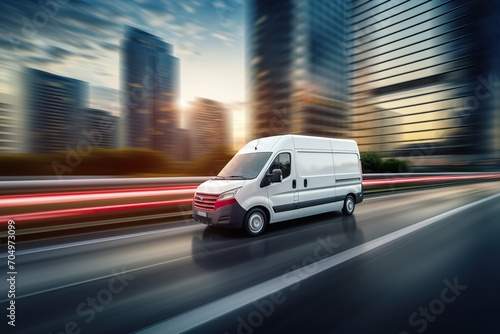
[197,210,207,217]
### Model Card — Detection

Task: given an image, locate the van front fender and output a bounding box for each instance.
[238,195,270,217]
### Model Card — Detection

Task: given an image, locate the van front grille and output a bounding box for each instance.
[193,192,218,211]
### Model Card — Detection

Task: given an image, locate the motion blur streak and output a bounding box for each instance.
[2,174,500,224]
[363,173,500,185]
[0,186,197,207]
[0,198,192,223]
[3,174,500,208]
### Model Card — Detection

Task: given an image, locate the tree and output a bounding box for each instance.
[360,151,382,172]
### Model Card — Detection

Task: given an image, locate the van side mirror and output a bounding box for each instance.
[260,169,283,187]
[271,169,282,183]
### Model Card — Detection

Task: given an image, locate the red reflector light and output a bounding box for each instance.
[214,198,237,211]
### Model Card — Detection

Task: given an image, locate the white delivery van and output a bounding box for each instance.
[192,135,363,236]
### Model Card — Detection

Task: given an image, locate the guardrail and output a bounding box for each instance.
[0,176,210,195]
[2,172,499,194]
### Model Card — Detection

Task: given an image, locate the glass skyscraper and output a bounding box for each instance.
[349,0,500,165]
[22,68,88,153]
[121,26,180,156]
[247,0,350,139]
[84,108,117,149]
[248,0,499,166]
[0,93,19,153]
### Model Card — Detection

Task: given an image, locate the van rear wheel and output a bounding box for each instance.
[244,208,267,236]
[342,195,355,215]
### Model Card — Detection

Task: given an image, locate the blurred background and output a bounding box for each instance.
[0,0,499,177]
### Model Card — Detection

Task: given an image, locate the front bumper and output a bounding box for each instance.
[192,201,247,229]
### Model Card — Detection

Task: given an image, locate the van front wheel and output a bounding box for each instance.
[244,208,267,236]
[342,195,355,215]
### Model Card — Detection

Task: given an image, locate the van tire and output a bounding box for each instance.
[342,195,355,215]
[244,208,267,236]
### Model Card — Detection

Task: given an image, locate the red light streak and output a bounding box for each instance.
[0,186,197,208]
[1,174,498,224]
[362,174,500,186]
[0,198,193,223]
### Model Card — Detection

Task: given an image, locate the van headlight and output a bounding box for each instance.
[218,187,241,201]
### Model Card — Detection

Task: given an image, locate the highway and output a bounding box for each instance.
[2,181,500,334]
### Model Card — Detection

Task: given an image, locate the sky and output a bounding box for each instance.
[0,0,246,140]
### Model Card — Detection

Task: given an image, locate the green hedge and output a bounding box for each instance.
[360,151,410,173]
[380,158,410,173]
[360,151,382,172]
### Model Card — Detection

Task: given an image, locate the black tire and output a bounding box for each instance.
[341,195,356,215]
[244,208,267,236]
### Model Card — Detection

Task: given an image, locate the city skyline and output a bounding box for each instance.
[0,0,245,118]
[0,0,498,167]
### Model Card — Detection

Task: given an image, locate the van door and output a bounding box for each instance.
[266,151,299,223]
[295,151,338,218]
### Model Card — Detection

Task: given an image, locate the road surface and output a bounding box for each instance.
[2,181,499,334]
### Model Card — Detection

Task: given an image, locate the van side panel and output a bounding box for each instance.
[294,150,340,218]
[333,152,362,202]
[330,138,363,203]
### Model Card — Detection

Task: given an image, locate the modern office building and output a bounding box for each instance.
[349,0,500,165]
[0,93,20,153]
[83,108,118,149]
[247,0,350,139]
[188,97,230,160]
[121,26,180,157]
[22,68,88,153]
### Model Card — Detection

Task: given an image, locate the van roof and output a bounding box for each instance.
[238,134,359,154]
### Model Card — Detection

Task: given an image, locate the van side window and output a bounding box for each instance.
[269,153,291,179]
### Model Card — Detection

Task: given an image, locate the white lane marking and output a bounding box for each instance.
[0,224,201,258]
[135,192,500,334]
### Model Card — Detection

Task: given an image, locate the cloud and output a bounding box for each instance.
[0,0,245,107]
[180,3,196,14]
[100,42,119,51]
[25,56,59,66]
[211,31,236,47]
[45,45,73,60]
[212,32,231,42]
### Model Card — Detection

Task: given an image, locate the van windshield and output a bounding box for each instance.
[217,152,272,180]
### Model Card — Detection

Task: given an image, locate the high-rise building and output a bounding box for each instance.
[0,93,20,153]
[22,68,88,153]
[121,26,180,157]
[349,0,500,165]
[83,108,118,149]
[247,0,350,139]
[188,97,230,160]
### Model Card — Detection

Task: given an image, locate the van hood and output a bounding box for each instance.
[196,179,246,195]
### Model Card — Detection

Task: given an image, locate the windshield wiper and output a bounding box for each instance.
[227,175,246,179]
[213,176,226,180]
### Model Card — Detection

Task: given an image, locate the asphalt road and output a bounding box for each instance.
[2,181,500,334]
